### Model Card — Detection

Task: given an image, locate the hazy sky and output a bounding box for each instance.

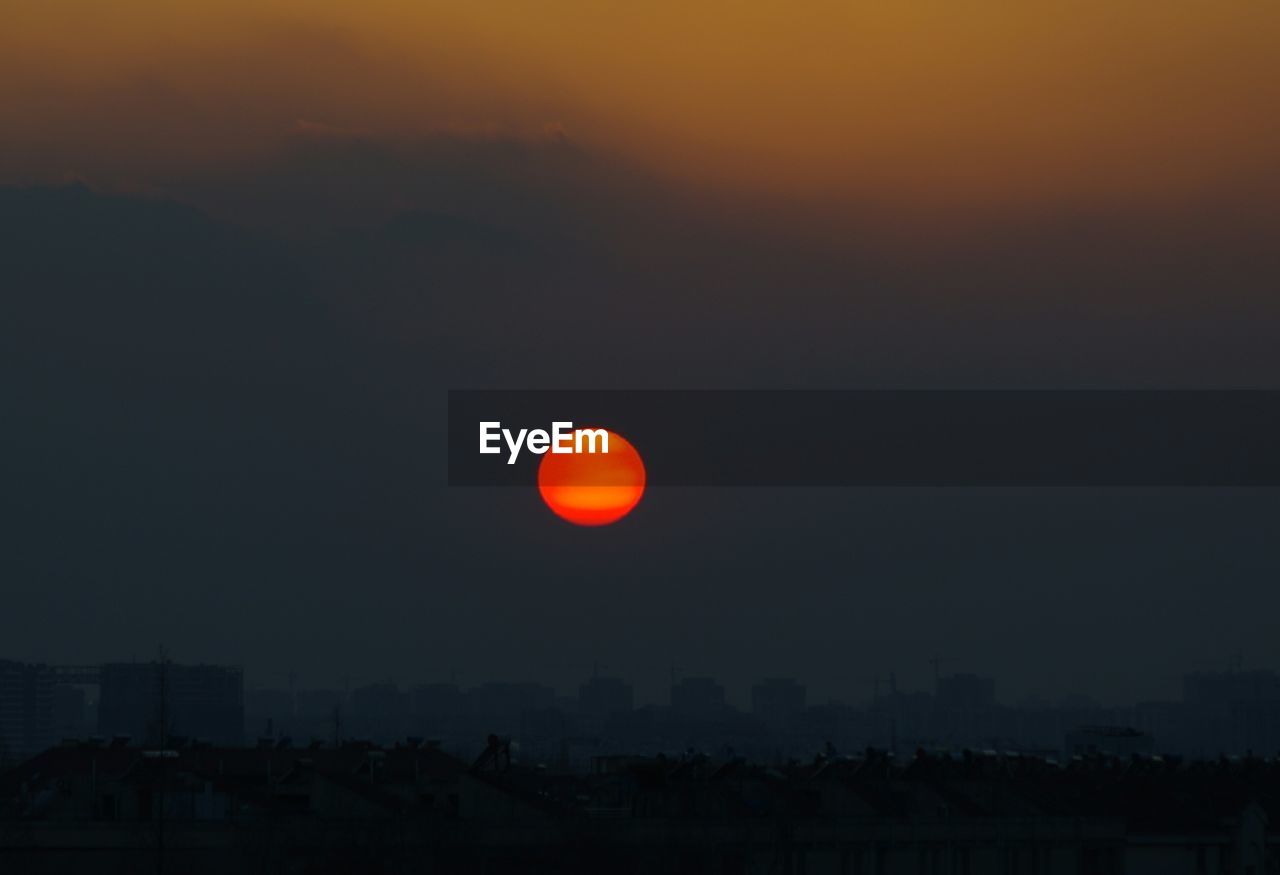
[2,3,1280,708]
[5,1,1279,207]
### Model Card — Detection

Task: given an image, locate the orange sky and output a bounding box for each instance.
[4,0,1279,209]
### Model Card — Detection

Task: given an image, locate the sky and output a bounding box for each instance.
[5,1,1280,208]
[2,2,1279,707]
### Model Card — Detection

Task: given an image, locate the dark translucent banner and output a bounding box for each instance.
[447,390,1280,486]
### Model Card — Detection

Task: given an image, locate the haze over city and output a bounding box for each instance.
[4,1,1280,708]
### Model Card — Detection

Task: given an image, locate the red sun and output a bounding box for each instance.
[537,429,646,526]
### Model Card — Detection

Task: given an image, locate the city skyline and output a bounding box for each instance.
[13,651,1280,711]
[9,653,1280,767]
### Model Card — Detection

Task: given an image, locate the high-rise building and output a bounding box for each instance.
[0,660,55,760]
[51,684,89,739]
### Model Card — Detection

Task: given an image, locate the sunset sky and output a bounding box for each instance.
[3,2,1280,703]
[5,1,1279,210]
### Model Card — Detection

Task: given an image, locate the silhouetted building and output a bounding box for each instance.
[2,744,1274,874]
[97,662,243,747]
[411,682,464,740]
[1133,700,1200,756]
[51,685,89,740]
[0,660,55,759]
[1184,669,1280,707]
[1179,669,1280,755]
[469,683,556,736]
[750,678,805,729]
[347,683,408,742]
[412,683,463,717]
